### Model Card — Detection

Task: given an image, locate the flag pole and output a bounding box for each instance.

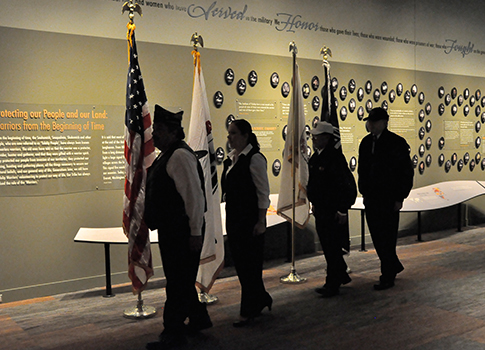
[320,45,352,272]
[122,0,156,319]
[190,32,219,305]
[281,42,306,284]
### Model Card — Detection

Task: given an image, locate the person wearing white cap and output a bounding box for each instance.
[307,121,357,298]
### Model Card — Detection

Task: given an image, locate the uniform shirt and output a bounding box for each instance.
[166,148,205,236]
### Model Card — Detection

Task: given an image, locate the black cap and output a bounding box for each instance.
[154,104,183,127]
[363,107,389,121]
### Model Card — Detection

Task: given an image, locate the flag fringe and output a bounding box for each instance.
[195,260,225,293]
[276,210,310,229]
[192,50,201,75]
[128,260,154,295]
[126,23,135,61]
[199,254,216,265]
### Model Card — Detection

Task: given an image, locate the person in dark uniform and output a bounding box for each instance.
[358,107,414,290]
[144,105,212,350]
[222,119,272,327]
[307,122,357,298]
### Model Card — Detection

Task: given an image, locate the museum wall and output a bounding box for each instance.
[1,0,485,303]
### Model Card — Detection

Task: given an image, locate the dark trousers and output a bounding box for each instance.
[227,229,272,318]
[365,202,404,282]
[314,209,349,289]
[158,233,208,335]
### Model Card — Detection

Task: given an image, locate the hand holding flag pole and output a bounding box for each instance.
[279,42,308,284]
[121,2,156,319]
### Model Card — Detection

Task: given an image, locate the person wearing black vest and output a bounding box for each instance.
[145,105,211,350]
[358,107,414,291]
[222,119,272,327]
[307,121,357,298]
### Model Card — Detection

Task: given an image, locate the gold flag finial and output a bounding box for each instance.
[122,1,143,23]
[191,32,204,51]
[320,46,332,62]
[289,41,298,55]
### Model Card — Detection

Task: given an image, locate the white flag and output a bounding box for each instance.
[277,62,310,228]
[188,51,225,292]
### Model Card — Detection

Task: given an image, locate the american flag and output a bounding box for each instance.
[122,24,156,294]
[321,61,341,150]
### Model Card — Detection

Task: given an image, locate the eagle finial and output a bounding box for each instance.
[320,46,332,61]
[191,32,204,51]
[289,41,298,55]
[122,1,143,23]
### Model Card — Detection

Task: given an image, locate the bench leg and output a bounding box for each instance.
[457,204,462,232]
[417,212,422,242]
[103,243,115,298]
[360,210,367,252]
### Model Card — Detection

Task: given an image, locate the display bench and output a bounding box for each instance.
[351,180,485,251]
[74,227,159,297]
[74,195,285,297]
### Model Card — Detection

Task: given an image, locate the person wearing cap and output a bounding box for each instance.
[358,107,414,291]
[144,105,212,350]
[307,121,357,298]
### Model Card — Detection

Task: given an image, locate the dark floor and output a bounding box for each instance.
[2,226,485,350]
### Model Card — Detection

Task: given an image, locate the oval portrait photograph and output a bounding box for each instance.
[365,80,372,94]
[225,114,235,129]
[281,81,290,98]
[225,68,235,85]
[340,86,348,101]
[302,83,310,99]
[381,81,388,95]
[312,75,320,91]
[270,72,280,88]
[312,96,320,111]
[404,90,411,104]
[438,86,445,99]
[237,79,247,96]
[348,79,356,93]
[248,70,258,87]
[214,91,224,108]
[389,90,396,103]
[348,98,356,113]
[357,87,364,102]
[411,84,418,97]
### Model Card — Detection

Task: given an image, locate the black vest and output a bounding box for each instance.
[144,140,205,234]
[221,147,262,229]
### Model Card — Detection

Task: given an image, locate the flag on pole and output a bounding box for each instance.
[321,59,351,253]
[122,23,156,294]
[277,61,310,228]
[321,61,341,151]
[188,50,224,293]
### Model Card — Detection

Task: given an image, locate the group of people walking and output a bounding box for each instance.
[143,105,414,350]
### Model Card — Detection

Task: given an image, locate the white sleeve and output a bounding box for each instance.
[249,153,271,209]
[166,148,205,236]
